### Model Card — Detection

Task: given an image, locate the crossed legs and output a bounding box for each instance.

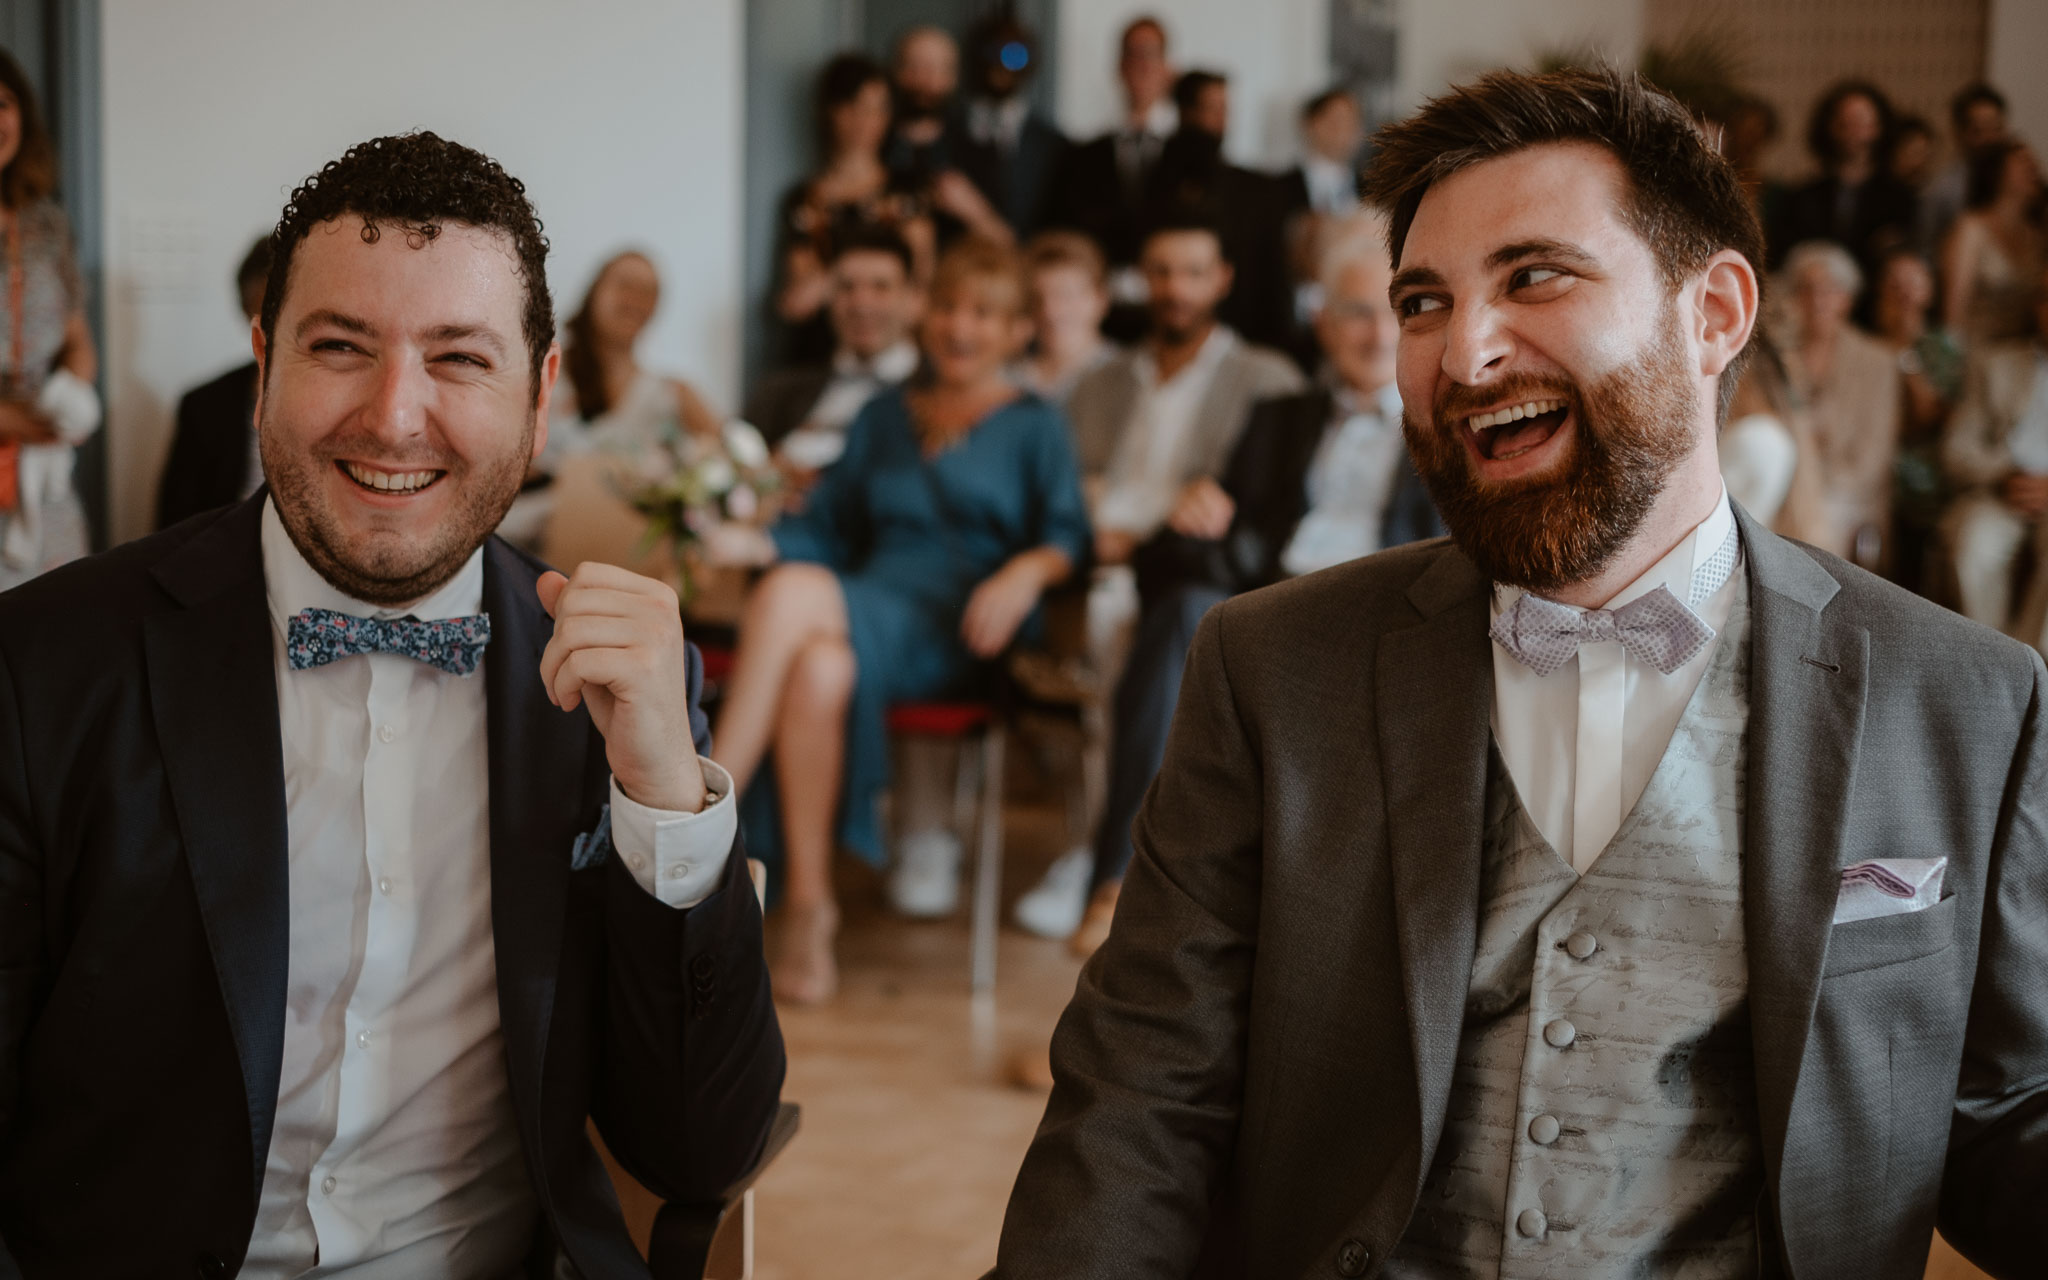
[712,562,855,1002]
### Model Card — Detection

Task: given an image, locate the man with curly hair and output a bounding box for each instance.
[993,68,2048,1280]
[0,132,785,1276]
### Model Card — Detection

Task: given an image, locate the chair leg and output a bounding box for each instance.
[951,731,980,840]
[970,726,1005,994]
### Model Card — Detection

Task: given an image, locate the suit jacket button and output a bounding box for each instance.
[195,1253,227,1279]
[1335,1238,1371,1276]
[690,954,716,980]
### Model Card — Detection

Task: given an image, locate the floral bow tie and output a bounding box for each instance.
[286,607,492,677]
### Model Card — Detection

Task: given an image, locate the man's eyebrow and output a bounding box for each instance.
[1485,239,1600,271]
[423,323,509,357]
[295,309,374,339]
[1388,264,1445,296]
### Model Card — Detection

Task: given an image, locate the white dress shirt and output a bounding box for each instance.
[245,499,736,1278]
[1489,490,1739,873]
[1300,154,1361,217]
[1094,326,1238,537]
[1280,380,1406,577]
[777,339,919,471]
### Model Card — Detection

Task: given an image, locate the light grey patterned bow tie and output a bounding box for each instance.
[1491,585,1714,677]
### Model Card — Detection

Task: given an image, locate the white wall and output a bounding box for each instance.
[1989,0,2048,157]
[100,0,744,545]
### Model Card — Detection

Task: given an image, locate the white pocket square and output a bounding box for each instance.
[1833,857,1946,924]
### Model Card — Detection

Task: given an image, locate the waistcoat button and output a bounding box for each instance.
[1543,1018,1577,1048]
[1335,1238,1371,1276]
[1516,1208,1548,1238]
[1528,1113,1561,1144]
[1565,931,1598,959]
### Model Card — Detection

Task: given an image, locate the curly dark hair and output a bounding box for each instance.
[1805,79,1894,169]
[259,131,553,395]
[1364,65,1764,421]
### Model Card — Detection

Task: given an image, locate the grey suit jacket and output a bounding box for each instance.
[994,508,2048,1280]
[1065,333,1306,481]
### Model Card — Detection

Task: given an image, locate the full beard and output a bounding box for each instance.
[259,414,535,608]
[1403,305,1698,594]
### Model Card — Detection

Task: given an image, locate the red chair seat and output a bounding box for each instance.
[886,701,995,736]
[698,645,736,684]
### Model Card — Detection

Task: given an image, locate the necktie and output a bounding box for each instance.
[286,607,492,677]
[1490,523,1741,678]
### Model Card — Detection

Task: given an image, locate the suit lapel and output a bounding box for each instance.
[1734,508,1868,1220]
[480,539,590,1135]
[1375,544,1495,1171]
[143,495,291,1195]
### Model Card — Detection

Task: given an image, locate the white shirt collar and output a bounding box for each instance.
[1332,377,1402,423]
[1493,486,1735,616]
[833,339,919,383]
[261,496,486,639]
[1133,99,1177,139]
[1135,324,1236,391]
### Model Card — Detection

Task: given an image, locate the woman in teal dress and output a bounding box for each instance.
[709,238,1091,1003]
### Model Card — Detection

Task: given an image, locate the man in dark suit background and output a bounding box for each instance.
[995,68,2048,1280]
[742,225,922,481]
[0,132,783,1277]
[947,11,1066,244]
[154,235,272,529]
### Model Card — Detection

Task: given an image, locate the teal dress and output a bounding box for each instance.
[740,387,1091,871]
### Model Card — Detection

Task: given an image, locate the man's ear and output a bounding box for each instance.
[250,317,268,425]
[1695,250,1759,379]
[531,341,561,461]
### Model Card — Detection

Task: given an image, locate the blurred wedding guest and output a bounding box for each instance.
[744,225,923,479]
[1887,114,1939,251]
[1049,15,1176,340]
[1013,222,1440,944]
[0,49,98,591]
[1147,71,1293,349]
[1068,216,1303,552]
[1877,246,1966,592]
[156,236,269,530]
[1277,88,1365,221]
[501,250,724,546]
[776,54,933,366]
[886,25,959,187]
[1720,94,1783,223]
[947,11,1066,244]
[1940,265,2048,635]
[1780,240,1904,569]
[1770,80,1916,296]
[1940,140,2045,348]
[1924,83,2010,254]
[703,239,1090,1003]
[1718,338,1816,530]
[1012,230,1113,406]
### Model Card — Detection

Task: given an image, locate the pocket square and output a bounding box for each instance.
[570,804,614,871]
[1833,857,1946,924]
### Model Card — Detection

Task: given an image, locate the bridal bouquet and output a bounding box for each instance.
[616,418,781,605]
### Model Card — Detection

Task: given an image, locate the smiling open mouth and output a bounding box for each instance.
[339,460,447,495]
[1466,397,1569,462]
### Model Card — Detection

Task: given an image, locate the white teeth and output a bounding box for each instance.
[1467,398,1566,431]
[343,461,440,493]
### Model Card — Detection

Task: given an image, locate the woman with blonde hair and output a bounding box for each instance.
[707,237,1091,1002]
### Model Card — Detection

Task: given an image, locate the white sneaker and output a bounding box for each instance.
[1012,846,1093,939]
[888,829,963,918]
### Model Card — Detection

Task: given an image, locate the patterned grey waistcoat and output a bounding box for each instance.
[1387,578,1763,1279]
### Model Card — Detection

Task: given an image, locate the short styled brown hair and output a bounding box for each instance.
[929,236,1030,316]
[1023,230,1107,288]
[1365,65,1764,415]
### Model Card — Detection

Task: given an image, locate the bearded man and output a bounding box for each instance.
[991,68,2048,1280]
[0,134,784,1276]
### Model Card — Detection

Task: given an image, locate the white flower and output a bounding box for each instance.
[726,484,759,522]
[695,455,737,494]
[724,418,772,469]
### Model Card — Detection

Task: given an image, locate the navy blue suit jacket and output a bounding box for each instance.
[0,494,784,1278]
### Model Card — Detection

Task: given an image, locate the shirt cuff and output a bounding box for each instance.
[607,758,738,909]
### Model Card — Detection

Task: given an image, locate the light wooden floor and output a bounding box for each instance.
[614,791,1990,1279]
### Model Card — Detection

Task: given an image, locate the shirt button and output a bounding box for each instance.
[1517,1208,1547,1238]
[626,853,646,872]
[1543,1018,1577,1049]
[1528,1114,1561,1145]
[356,1030,371,1049]
[663,862,693,881]
[1566,931,1599,959]
[377,724,396,744]
[377,877,393,895]
[320,1175,337,1194]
